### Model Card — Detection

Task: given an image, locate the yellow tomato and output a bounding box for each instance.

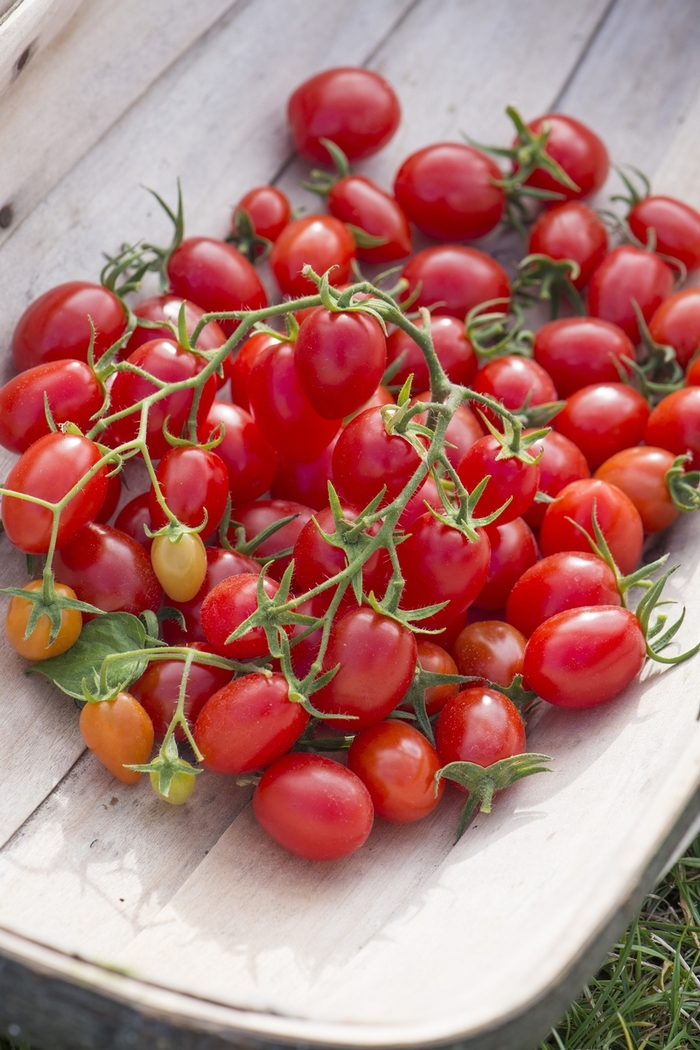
[151,532,207,602]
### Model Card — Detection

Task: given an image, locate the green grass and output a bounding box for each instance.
[1,837,698,1050]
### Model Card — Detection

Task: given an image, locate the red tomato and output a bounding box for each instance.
[228,499,315,581]
[473,517,538,610]
[594,446,679,533]
[53,522,162,615]
[553,383,650,470]
[292,504,389,605]
[332,406,422,508]
[194,673,309,774]
[271,437,337,510]
[199,400,278,505]
[587,245,674,343]
[457,435,540,523]
[436,687,526,767]
[149,446,229,539]
[0,359,104,455]
[229,332,282,411]
[471,355,558,425]
[233,186,291,242]
[394,142,505,241]
[95,471,122,525]
[628,196,700,271]
[270,216,356,297]
[396,474,444,531]
[523,606,646,709]
[126,295,227,357]
[12,281,126,370]
[287,67,400,162]
[522,430,590,529]
[200,573,281,660]
[160,546,260,646]
[451,620,527,688]
[130,644,234,739]
[527,202,607,289]
[79,691,154,785]
[385,316,478,391]
[506,551,621,638]
[402,246,510,320]
[416,640,460,716]
[327,176,411,262]
[532,317,635,397]
[519,113,609,200]
[538,478,643,576]
[312,607,417,731]
[114,492,153,550]
[645,387,700,471]
[293,308,387,419]
[348,721,444,823]
[167,237,267,337]
[649,288,700,370]
[2,433,108,554]
[253,753,374,861]
[410,395,482,468]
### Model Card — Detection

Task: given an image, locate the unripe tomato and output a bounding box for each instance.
[151,532,207,602]
[5,580,82,660]
[151,765,197,805]
[79,691,154,784]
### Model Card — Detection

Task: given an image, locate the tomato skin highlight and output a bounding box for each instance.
[149,446,230,540]
[348,721,444,823]
[649,288,700,369]
[327,176,411,263]
[645,387,700,471]
[452,620,527,689]
[54,522,162,616]
[387,317,478,392]
[79,691,154,785]
[5,580,82,660]
[506,551,621,639]
[151,532,207,604]
[200,572,281,659]
[12,281,126,370]
[0,359,104,455]
[587,245,674,343]
[628,195,700,272]
[532,317,634,398]
[332,406,422,509]
[523,606,646,709]
[126,295,227,358]
[436,688,526,768]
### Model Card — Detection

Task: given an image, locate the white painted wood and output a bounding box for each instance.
[0,0,84,99]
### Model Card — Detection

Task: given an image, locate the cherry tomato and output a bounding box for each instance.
[292,503,389,607]
[194,673,309,774]
[79,691,154,785]
[649,288,700,369]
[594,446,679,533]
[167,237,267,337]
[332,405,422,508]
[402,246,510,321]
[519,113,609,200]
[451,620,526,688]
[149,446,229,539]
[270,216,356,297]
[522,429,590,529]
[151,532,207,603]
[628,195,700,271]
[645,387,700,471]
[271,437,337,510]
[228,499,314,581]
[160,546,260,646]
[200,572,281,659]
[5,579,82,660]
[386,316,478,391]
[538,478,643,576]
[473,517,538,610]
[411,395,482,468]
[416,640,460,716]
[2,432,109,554]
[294,308,387,419]
[287,67,400,162]
[327,176,411,262]
[229,332,282,411]
[0,359,104,455]
[532,317,635,397]
[151,765,197,805]
[471,355,558,425]
[199,400,278,505]
[233,186,291,242]
[506,551,621,639]
[126,295,227,357]
[587,245,674,343]
[95,471,122,525]
[130,643,233,739]
[253,753,374,861]
[114,493,153,550]
[12,281,126,370]
[553,383,650,470]
[457,435,540,523]
[435,687,526,767]
[527,202,607,289]
[54,523,162,615]
[394,143,505,241]
[348,721,444,823]
[523,606,646,709]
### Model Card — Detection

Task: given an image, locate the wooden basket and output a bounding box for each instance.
[1,1,700,1048]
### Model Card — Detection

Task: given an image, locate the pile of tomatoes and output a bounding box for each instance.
[2,66,700,862]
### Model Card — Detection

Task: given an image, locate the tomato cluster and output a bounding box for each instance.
[3,68,700,863]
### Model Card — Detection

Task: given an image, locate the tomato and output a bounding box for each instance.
[54,523,162,615]
[292,503,389,606]
[471,355,558,425]
[200,572,280,659]
[587,245,674,343]
[397,512,491,631]
[247,339,341,462]
[552,383,650,470]
[151,532,207,603]
[2,432,108,554]
[12,281,126,370]
[457,435,540,523]
[645,387,700,471]
[522,429,590,529]
[394,142,505,241]
[270,216,356,297]
[130,644,234,739]
[411,641,458,717]
[199,400,278,505]
[233,186,291,242]
[287,67,400,162]
[271,437,337,510]
[5,579,82,660]
[538,478,643,576]
[167,237,267,337]
[293,308,387,419]
[518,113,609,200]
[114,493,153,549]
[411,395,482,468]
[228,499,315,581]
[386,316,478,391]
[523,606,646,709]
[532,317,635,397]
[435,687,526,767]
[451,620,527,688]
[96,471,122,525]
[473,517,538,610]
[347,721,444,823]
[506,551,620,638]
[332,405,422,508]
[79,691,154,785]
[160,546,260,645]
[126,295,227,357]
[527,202,607,289]
[229,332,282,410]
[0,359,104,455]
[649,288,700,370]
[151,765,197,805]
[594,446,679,533]
[327,176,411,262]
[402,246,510,320]
[312,607,417,731]
[194,673,309,774]
[628,195,700,271]
[149,446,229,539]
[253,753,374,861]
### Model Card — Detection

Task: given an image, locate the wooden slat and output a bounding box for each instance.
[0,0,84,100]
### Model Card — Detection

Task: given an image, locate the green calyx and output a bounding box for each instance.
[437,753,553,840]
[466,299,534,362]
[226,206,272,264]
[666,455,700,513]
[1,570,104,646]
[512,253,585,319]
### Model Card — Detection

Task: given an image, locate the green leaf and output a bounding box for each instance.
[28,612,149,700]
